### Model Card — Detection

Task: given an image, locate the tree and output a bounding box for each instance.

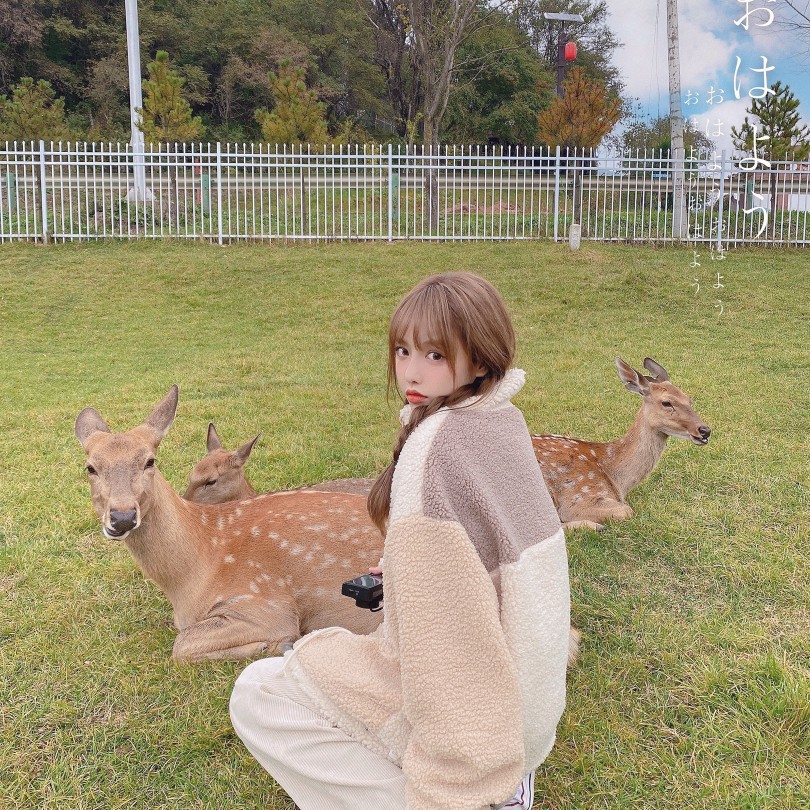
[0,0,44,87]
[254,61,329,144]
[609,114,715,156]
[536,66,620,227]
[406,0,481,148]
[366,0,418,138]
[270,0,387,127]
[442,12,554,145]
[730,81,810,161]
[366,0,520,146]
[730,81,810,235]
[137,51,204,143]
[536,66,620,149]
[772,1,810,64]
[0,77,71,141]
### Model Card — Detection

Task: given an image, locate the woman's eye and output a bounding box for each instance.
[427,351,444,361]
[394,346,408,357]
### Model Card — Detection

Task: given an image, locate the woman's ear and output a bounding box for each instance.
[474,363,488,379]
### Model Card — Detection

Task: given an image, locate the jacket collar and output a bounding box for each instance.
[399,368,526,425]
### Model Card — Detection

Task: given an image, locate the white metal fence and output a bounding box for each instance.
[1,141,808,245]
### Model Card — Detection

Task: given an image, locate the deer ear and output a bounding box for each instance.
[75,408,110,448]
[206,422,223,452]
[234,432,262,467]
[643,357,670,381]
[615,357,649,395]
[144,385,179,443]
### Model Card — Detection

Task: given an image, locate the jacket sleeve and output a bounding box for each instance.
[383,513,525,810]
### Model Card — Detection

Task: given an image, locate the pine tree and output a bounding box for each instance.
[536,67,621,149]
[0,78,71,142]
[254,62,328,145]
[730,82,809,236]
[137,51,204,144]
[730,81,810,162]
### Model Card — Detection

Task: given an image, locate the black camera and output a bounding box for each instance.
[341,574,384,611]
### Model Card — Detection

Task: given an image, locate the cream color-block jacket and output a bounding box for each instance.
[286,369,571,810]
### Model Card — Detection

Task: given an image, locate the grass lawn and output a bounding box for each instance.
[0,240,808,809]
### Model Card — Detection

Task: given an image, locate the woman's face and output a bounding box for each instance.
[393,329,484,406]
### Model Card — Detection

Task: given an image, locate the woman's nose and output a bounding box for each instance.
[403,357,421,382]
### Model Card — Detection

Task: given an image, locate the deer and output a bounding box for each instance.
[75,386,383,662]
[183,422,375,505]
[532,357,711,532]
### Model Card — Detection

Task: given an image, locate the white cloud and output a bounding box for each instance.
[603,0,810,154]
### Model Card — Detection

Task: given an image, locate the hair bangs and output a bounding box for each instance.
[388,284,461,365]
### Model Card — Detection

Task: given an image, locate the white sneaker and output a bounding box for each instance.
[493,770,535,809]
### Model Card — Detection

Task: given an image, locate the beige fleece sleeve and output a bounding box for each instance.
[383,514,525,810]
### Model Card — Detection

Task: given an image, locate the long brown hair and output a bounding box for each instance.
[367,272,516,533]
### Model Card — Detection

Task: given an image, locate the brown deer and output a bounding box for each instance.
[532,358,711,531]
[75,386,383,662]
[183,422,375,505]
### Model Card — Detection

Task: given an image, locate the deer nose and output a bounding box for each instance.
[109,509,138,535]
[698,425,711,439]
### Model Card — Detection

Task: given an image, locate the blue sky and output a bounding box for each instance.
[604,0,810,154]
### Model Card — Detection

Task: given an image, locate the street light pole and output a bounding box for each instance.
[125,0,150,201]
[543,12,585,97]
[543,12,585,248]
[556,26,566,96]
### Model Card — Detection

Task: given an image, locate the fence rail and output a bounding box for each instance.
[1,141,808,245]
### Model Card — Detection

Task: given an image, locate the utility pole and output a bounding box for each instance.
[125,0,151,201]
[666,0,687,239]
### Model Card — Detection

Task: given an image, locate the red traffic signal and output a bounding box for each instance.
[564,41,577,61]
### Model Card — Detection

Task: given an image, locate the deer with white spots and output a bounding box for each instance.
[75,386,383,662]
[532,358,711,531]
[183,422,375,505]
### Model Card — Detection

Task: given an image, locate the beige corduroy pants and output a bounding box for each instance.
[229,655,408,810]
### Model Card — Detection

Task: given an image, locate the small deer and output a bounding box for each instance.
[532,358,711,531]
[75,386,383,662]
[183,423,262,504]
[183,422,375,505]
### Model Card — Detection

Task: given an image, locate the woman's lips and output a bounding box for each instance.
[406,390,427,404]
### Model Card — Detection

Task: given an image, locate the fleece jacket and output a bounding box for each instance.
[286,368,571,810]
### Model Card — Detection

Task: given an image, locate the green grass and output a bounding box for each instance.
[0,241,808,809]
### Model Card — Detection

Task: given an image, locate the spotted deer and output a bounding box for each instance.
[533,358,711,531]
[75,386,383,662]
[183,422,375,505]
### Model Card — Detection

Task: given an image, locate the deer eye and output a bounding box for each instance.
[661,401,673,408]
[204,479,217,487]
[86,465,97,476]
[145,458,156,469]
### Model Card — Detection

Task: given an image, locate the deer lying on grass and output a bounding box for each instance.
[532,358,711,531]
[183,424,579,665]
[75,386,383,662]
[183,422,375,505]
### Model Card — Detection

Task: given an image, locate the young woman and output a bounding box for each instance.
[230,272,573,810]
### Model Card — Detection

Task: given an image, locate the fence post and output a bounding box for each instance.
[717,150,726,251]
[216,141,223,245]
[39,140,49,244]
[387,142,394,242]
[553,145,561,242]
[300,145,308,235]
[6,169,15,214]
